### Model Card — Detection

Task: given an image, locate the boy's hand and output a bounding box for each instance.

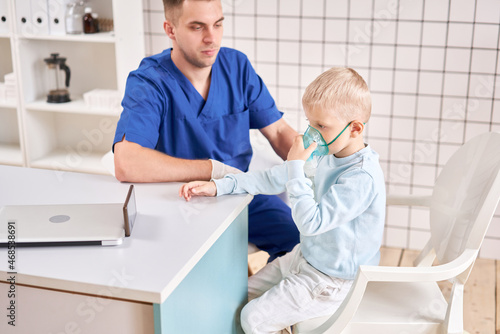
[287,135,317,161]
[179,181,217,201]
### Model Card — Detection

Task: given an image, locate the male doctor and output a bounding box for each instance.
[113,0,299,260]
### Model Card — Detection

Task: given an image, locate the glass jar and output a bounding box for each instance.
[65,1,84,34]
[83,7,97,34]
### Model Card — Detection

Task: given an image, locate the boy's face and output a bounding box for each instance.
[304,105,353,157]
[165,0,224,69]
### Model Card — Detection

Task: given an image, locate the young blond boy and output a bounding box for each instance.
[180,67,386,333]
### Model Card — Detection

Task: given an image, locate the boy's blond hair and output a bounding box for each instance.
[302,67,371,123]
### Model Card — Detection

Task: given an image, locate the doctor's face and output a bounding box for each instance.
[166,0,224,69]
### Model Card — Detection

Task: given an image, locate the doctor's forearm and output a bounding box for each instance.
[274,126,298,160]
[261,119,298,161]
[114,140,212,183]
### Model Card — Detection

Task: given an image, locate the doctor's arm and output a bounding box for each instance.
[260,118,298,161]
[114,139,213,183]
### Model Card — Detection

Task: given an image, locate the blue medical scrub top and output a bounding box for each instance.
[113,47,283,172]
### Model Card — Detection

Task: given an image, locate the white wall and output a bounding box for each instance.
[142,0,500,259]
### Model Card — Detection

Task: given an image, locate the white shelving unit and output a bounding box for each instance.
[1,0,144,174]
[0,13,22,167]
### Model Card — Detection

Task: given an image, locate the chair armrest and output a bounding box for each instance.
[295,248,477,334]
[360,248,478,283]
[296,248,477,333]
[386,194,432,207]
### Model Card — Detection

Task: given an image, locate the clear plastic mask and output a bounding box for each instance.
[303,126,329,158]
[303,122,352,160]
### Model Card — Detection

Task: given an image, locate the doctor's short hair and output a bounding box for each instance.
[302,67,371,123]
[163,0,185,23]
[163,0,220,24]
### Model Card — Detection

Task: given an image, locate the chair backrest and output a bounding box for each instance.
[430,132,500,265]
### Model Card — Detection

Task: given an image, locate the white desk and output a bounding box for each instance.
[0,165,252,333]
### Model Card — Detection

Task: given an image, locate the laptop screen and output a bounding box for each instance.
[123,185,136,237]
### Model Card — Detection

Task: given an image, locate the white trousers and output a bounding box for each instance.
[241,245,353,334]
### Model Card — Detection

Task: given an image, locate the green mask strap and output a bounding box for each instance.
[323,121,352,146]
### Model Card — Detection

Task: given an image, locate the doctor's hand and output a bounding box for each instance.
[210,159,242,179]
[179,181,217,201]
[287,135,317,161]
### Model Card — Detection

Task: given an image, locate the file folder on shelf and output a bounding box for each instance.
[15,0,32,35]
[48,0,66,35]
[30,0,50,35]
[15,0,50,36]
[0,1,10,34]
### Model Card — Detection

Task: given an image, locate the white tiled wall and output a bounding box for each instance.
[142,0,500,259]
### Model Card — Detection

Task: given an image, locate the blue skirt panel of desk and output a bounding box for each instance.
[154,207,248,334]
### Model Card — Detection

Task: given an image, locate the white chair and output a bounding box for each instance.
[293,132,500,334]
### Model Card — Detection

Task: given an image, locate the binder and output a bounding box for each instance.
[15,0,32,35]
[0,1,9,34]
[47,0,66,35]
[30,0,50,35]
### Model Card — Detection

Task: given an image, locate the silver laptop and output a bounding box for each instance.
[0,185,136,247]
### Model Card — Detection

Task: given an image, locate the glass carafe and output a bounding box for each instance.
[44,53,71,103]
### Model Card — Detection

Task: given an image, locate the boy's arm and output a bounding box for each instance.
[181,135,316,200]
[215,134,317,196]
[284,135,380,236]
[214,163,289,196]
[286,167,377,236]
[180,163,289,201]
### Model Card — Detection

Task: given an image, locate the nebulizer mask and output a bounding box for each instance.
[303,122,352,161]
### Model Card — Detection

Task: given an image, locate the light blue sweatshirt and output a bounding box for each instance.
[214,145,386,280]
